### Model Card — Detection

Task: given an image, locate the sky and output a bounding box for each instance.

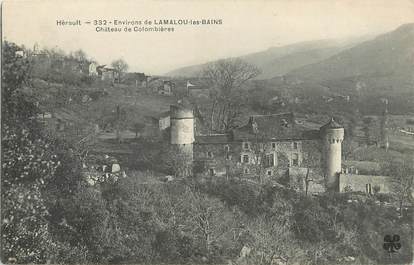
[3,0,414,75]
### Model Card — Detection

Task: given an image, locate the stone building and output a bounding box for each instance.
[165,103,394,194]
[167,103,343,191]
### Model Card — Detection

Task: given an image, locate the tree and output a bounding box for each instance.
[301,141,323,196]
[248,134,276,184]
[162,145,193,177]
[113,105,128,143]
[111,59,129,83]
[185,191,236,256]
[1,42,59,263]
[201,58,260,132]
[383,159,414,216]
[1,41,90,263]
[73,49,88,62]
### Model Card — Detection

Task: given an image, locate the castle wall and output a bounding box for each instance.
[339,174,392,194]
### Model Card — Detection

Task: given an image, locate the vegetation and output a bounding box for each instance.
[111,59,129,83]
[201,58,260,132]
[2,41,413,265]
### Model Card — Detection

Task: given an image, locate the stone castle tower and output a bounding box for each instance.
[321,118,344,191]
[169,104,194,176]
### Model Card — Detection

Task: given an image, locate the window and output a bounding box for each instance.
[292,153,299,166]
[207,151,213,158]
[243,142,250,150]
[242,154,250,163]
[244,168,249,174]
[209,168,215,176]
[271,142,276,149]
[267,170,272,176]
[224,145,230,152]
[293,142,298,150]
[365,184,372,194]
[265,153,275,167]
[226,153,231,160]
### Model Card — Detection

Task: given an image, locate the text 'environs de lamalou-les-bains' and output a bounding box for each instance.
[56,19,223,26]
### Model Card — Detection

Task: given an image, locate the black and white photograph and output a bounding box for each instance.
[1,0,414,264]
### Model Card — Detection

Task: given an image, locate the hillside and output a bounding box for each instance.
[166,39,360,79]
[285,23,414,92]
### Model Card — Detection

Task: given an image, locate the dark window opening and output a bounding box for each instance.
[243,155,249,163]
[265,153,275,167]
[366,183,372,194]
[292,153,299,166]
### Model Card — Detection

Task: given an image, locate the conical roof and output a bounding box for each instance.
[320,117,343,130]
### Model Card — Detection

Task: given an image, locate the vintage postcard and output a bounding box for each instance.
[1,0,414,264]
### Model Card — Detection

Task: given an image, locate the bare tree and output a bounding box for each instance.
[387,159,414,216]
[201,58,260,133]
[301,141,323,196]
[249,134,275,184]
[111,59,129,83]
[186,191,235,254]
[162,145,193,177]
[73,49,88,62]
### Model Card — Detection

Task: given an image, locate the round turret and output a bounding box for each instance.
[320,118,344,191]
[170,104,195,145]
[169,104,194,177]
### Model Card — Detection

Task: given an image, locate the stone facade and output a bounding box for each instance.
[192,113,326,185]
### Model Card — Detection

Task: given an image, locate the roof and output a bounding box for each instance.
[195,134,232,144]
[320,117,343,130]
[97,65,116,71]
[232,113,320,141]
[343,160,380,172]
[151,110,170,119]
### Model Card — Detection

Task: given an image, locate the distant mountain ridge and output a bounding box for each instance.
[165,38,365,79]
[284,23,414,90]
[166,23,414,95]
